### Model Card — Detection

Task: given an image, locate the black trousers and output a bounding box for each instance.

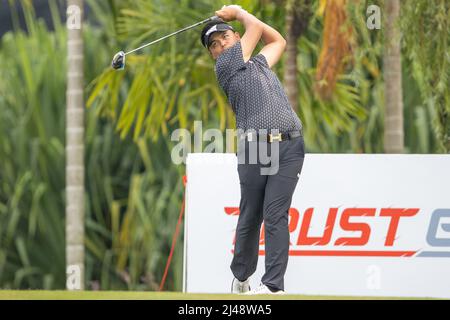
[231,135,305,291]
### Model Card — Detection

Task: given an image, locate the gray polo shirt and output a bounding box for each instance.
[215,40,303,134]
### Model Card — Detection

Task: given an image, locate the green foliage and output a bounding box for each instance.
[0,1,185,291]
[87,0,236,144]
[400,0,450,152]
[0,0,67,289]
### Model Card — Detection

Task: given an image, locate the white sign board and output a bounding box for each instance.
[183,153,450,298]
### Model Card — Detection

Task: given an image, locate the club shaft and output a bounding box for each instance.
[124,16,217,56]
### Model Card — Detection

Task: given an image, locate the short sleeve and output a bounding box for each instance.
[251,53,270,68]
[215,41,247,92]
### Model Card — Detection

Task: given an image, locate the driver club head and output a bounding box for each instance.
[111,51,125,70]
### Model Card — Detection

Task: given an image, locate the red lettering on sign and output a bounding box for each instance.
[380,208,419,246]
[335,208,376,246]
[296,208,338,246]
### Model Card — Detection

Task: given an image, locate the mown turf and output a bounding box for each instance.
[0,290,438,300]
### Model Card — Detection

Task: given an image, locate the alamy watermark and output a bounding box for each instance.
[366,5,381,30]
[366,264,382,290]
[66,264,82,290]
[170,121,282,175]
[67,5,81,30]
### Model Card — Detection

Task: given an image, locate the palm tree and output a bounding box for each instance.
[384,0,404,153]
[315,0,353,100]
[66,0,85,290]
[283,0,312,113]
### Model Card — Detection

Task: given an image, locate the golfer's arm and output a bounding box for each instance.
[259,23,287,68]
[236,10,264,62]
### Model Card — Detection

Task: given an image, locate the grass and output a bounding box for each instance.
[0,290,439,300]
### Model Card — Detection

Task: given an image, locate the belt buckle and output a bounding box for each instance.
[269,133,282,143]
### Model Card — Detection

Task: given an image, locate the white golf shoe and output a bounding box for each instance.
[244,284,285,295]
[231,277,251,294]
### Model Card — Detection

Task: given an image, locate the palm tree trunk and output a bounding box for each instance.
[66,0,85,290]
[284,1,299,112]
[384,0,404,153]
[284,0,312,112]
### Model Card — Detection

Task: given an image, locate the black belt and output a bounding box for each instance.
[239,130,302,143]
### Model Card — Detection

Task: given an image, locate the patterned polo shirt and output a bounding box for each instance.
[214,40,303,134]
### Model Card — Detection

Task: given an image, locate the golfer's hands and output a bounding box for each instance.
[215,5,247,22]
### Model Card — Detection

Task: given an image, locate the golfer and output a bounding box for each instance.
[201,5,305,294]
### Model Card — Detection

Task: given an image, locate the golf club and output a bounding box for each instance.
[111,15,220,70]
